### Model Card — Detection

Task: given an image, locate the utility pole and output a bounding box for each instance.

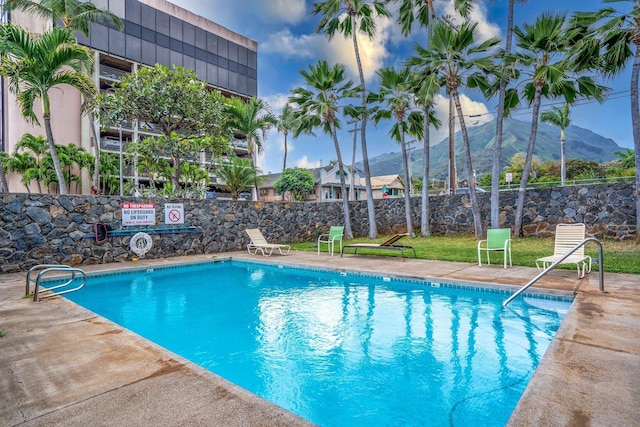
[347,120,360,201]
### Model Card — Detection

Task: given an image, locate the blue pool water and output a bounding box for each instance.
[64,260,571,427]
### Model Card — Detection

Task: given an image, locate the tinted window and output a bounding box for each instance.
[156,11,169,35]
[157,46,170,66]
[170,16,182,40]
[228,42,238,62]
[170,38,182,52]
[140,4,155,29]
[125,21,141,38]
[109,28,126,57]
[156,33,170,48]
[183,23,195,46]
[218,57,228,69]
[170,50,183,67]
[90,24,109,52]
[183,55,195,71]
[125,0,140,24]
[248,78,257,97]
[229,72,239,92]
[141,40,156,66]
[141,27,154,43]
[218,68,229,88]
[207,63,218,85]
[183,43,195,57]
[218,38,228,58]
[228,61,238,73]
[238,46,248,66]
[207,33,217,55]
[126,34,141,62]
[195,59,207,81]
[195,28,206,50]
[248,51,257,69]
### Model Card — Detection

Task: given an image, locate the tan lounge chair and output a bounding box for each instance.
[246,228,290,256]
[341,233,416,261]
[536,223,591,278]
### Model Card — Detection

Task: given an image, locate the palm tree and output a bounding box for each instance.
[370,67,423,237]
[14,133,50,193]
[614,148,635,169]
[5,151,36,193]
[277,103,304,174]
[509,13,606,236]
[0,152,10,192]
[572,1,640,237]
[215,157,258,200]
[408,19,500,239]
[2,0,123,37]
[0,25,96,194]
[313,0,390,239]
[226,97,277,201]
[541,103,571,186]
[289,60,357,239]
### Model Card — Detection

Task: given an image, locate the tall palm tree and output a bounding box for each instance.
[572,0,640,237]
[0,25,96,194]
[408,19,500,239]
[226,97,277,201]
[370,67,423,237]
[509,13,606,236]
[540,103,571,186]
[2,0,123,36]
[313,0,390,239]
[277,103,304,174]
[289,60,357,239]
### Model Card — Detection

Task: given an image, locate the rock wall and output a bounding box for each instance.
[0,183,635,272]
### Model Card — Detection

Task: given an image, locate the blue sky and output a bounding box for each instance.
[169,0,634,175]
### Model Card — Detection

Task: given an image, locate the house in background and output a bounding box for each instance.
[366,175,405,199]
[259,165,366,202]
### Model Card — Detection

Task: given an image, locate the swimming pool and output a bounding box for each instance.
[64,260,571,426]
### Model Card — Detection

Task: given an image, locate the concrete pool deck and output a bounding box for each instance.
[1,251,638,426]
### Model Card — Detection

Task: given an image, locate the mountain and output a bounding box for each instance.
[359,118,623,179]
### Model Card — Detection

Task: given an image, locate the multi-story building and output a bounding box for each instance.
[2,0,257,194]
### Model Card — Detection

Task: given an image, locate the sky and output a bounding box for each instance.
[168,0,635,175]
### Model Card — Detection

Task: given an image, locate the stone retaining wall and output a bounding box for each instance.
[0,183,635,272]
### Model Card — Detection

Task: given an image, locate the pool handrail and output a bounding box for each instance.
[32,267,87,302]
[26,264,73,297]
[503,237,604,307]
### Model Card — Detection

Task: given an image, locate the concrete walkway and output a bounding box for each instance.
[1,251,638,426]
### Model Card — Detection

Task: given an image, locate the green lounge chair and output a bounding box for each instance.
[317,226,344,256]
[477,228,512,268]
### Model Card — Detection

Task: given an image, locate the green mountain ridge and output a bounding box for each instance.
[360,118,622,179]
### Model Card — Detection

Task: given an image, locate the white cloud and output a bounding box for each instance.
[257,0,307,25]
[440,0,502,43]
[295,155,322,169]
[431,94,493,144]
[263,93,290,112]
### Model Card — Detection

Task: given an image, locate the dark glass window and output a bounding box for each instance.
[228,61,238,73]
[170,38,182,52]
[109,28,126,57]
[218,57,228,70]
[183,43,195,57]
[238,75,248,95]
[218,38,228,59]
[90,24,109,52]
[140,4,155,30]
[170,16,182,40]
[75,30,90,47]
[157,46,170,66]
[156,33,170,49]
[238,46,248,66]
[228,42,238,62]
[195,47,207,61]
[218,68,229,88]
[207,33,217,55]
[125,0,140,24]
[207,63,218,85]
[195,28,207,50]
[248,78,257,97]
[125,21,141,38]
[248,67,257,79]
[196,60,207,81]
[170,50,183,67]
[248,51,257,69]
[238,64,248,77]
[206,52,217,65]
[183,23,195,46]
[141,27,154,43]
[126,34,141,62]
[156,11,170,36]
[183,56,195,71]
[229,72,239,92]
[141,40,156,66]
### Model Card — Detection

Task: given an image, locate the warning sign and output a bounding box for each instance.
[121,203,156,226]
[164,203,184,224]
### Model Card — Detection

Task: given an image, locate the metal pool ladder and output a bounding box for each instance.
[503,237,605,307]
[26,264,87,302]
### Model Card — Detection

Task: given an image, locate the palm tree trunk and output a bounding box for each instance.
[514,85,543,237]
[400,128,414,237]
[282,132,288,173]
[452,90,483,239]
[330,123,353,239]
[448,95,456,193]
[560,133,566,186]
[0,163,8,193]
[631,45,640,238]
[352,30,377,238]
[43,114,68,194]
[490,0,516,230]
[91,117,101,191]
[421,106,431,237]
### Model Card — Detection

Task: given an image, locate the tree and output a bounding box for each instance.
[97,64,230,192]
[0,152,10,192]
[572,1,640,237]
[274,168,315,201]
[313,0,390,239]
[370,67,424,237]
[13,133,49,193]
[215,157,259,200]
[614,148,635,169]
[540,102,571,186]
[289,60,357,239]
[2,0,123,37]
[508,12,606,236]
[277,104,296,174]
[226,97,276,201]
[0,25,96,194]
[408,19,500,239]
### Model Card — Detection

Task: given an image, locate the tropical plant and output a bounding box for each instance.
[313,0,390,239]
[98,152,121,195]
[277,104,297,174]
[572,0,640,237]
[215,156,259,200]
[226,97,277,201]
[2,0,123,37]
[614,148,636,169]
[370,67,426,237]
[274,168,315,201]
[407,19,500,239]
[289,60,358,238]
[12,133,50,193]
[4,152,36,193]
[540,102,572,186]
[0,25,96,194]
[507,12,606,237]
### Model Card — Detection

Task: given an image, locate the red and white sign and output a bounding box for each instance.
[164,203,184,224]
[121,203,156,226]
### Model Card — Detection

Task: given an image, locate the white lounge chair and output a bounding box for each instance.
[246,228,290,256]
[536,223,592,278]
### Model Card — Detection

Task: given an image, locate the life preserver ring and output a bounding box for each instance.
[130,232,153,257]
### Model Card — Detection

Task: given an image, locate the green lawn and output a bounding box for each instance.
[291,234,640,275]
